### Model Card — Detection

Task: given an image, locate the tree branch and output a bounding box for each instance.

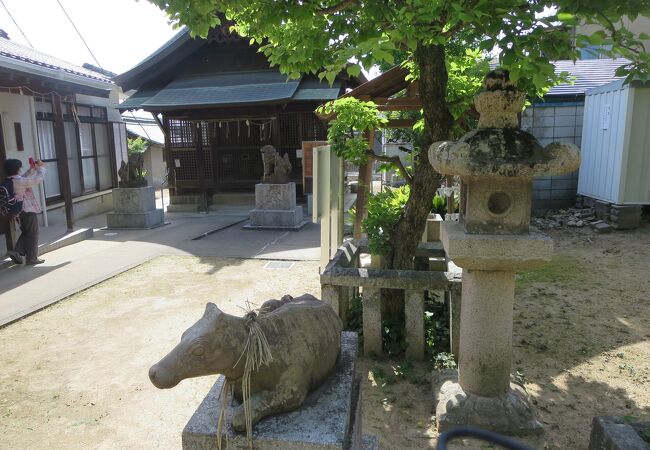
[367,151,413,186]
[597,12,646,54]
[316,0,357,15]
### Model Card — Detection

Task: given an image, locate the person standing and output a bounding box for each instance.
[4,158,46,265]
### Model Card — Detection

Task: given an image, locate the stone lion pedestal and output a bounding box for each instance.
[106,186,163,229]
[245,182,308,230]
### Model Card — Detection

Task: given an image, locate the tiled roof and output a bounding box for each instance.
[291,78,343,100]
[119,71,344,110]
[121,70,306,110]
[548,58,629,96]
[144,71,301,108]
[0,37,113,84]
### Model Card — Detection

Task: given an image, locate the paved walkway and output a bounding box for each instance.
[0,207,320,327]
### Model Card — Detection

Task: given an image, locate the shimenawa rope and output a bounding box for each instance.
[217,309,273,450]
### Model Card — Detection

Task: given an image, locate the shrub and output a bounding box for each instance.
[363,185,410,255]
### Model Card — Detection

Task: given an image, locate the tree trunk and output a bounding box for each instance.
[378,44,453,329]
[354,160,373,239]
[383,43,453,271]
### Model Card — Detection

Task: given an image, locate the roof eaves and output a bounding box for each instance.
[0,39,113,84]
[0,54,114,92]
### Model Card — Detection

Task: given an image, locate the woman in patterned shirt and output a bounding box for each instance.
[4,158,46,265]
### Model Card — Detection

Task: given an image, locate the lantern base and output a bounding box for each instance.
[433,370,543,436]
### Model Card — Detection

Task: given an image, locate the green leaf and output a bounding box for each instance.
[589,31,607,46]
[347,65,362,78]
[557,12,577,24]
[325,71,337,86]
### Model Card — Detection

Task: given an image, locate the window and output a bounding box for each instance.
[580,44,612,60]
[35,99,115,202]
[36,120,61,199]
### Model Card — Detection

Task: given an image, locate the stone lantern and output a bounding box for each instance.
[429,70,580,435]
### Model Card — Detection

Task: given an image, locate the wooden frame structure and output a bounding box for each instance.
[319,65,422,237]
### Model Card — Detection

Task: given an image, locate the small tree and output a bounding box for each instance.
[120,137,149,188]
[127,136,149,156]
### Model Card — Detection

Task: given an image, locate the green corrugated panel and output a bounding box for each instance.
[292,79,342,100]
[141,71,301,107]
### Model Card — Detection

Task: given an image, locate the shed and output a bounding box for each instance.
[519,58,629,212]
[578,79,650,204]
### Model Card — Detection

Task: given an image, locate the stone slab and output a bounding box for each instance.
[249,206,304,228]
[170,195,202,205]
[426,215,442,242]
[243,220,310,232]
[1,228,93,271]
[106,209,164,229]
[441,222,553,271]
[595,200,611,220]
[166,204,199,213]
[183,332,374,450]
[610,205,642,217]
[112,186,157,213]
[611,217,641,230]
[255,182,297,210]
[428,257,447,272]
[593,222,613,233]
[588,416,649,450]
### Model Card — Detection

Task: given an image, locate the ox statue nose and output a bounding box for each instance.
[149,363,179,389]
[149,365,161,387]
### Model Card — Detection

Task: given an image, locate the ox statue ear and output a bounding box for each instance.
[204,302,222,317]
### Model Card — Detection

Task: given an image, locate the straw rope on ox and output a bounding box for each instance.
[217,309,273,450]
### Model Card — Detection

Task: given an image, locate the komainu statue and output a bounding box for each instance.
[118,152,147,188]
[260,144,292,183]
[148,294,342,443]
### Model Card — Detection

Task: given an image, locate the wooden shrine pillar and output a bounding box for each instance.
[195,122,208,212]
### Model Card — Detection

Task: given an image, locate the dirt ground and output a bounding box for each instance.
[0,257,321,450]
[360,222,650,449]
[1,223,649,449]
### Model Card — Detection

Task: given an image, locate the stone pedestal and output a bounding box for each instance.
[182,332,378,450]
[245,182,308,230]
[433,370,542,435]
[106,186,163,229]
[432,222,549,435]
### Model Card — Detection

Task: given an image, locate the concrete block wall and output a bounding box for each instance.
[521,102,584,213]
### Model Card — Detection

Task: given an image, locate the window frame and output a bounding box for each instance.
[35,99,114,204]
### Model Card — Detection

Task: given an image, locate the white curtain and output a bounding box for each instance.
[36,120,60,198]
[94,124,112,190]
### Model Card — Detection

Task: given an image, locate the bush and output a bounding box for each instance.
[127,137,149,155]
[363,185,410,255]
[344,290,455,367]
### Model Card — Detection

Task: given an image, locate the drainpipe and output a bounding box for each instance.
[27,97,48,227]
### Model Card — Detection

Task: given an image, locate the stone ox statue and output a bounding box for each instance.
[149,294,342,431]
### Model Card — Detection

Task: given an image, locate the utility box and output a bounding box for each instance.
[578,79,650,204]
